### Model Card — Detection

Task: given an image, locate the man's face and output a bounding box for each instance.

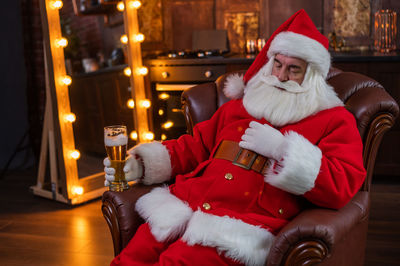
[271,54,307,85]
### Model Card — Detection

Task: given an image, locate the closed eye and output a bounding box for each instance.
[274,59,282,68]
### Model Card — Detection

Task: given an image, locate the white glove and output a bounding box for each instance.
[239,121,287,160]
[103,155,143,186]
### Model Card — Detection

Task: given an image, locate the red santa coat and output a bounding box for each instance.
[132,99,366,265]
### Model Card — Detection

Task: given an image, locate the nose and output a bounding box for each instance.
[277,68,289,82]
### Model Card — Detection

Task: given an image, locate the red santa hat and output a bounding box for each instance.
[224,9,331,99]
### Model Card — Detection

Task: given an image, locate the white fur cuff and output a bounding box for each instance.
[129,141,172,185]
[135,187,193,242]
[182,211,275,266]
[265,131,322,195]
[223,73,245,99]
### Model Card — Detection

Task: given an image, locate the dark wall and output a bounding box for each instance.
[268,0,323,34]
[0,1,34,171]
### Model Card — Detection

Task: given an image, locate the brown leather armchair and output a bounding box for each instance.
[102,68,399,265]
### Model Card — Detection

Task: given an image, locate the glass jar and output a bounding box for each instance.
[374,9,397,53]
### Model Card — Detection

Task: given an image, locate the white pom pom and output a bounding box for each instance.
[223,73,245,99]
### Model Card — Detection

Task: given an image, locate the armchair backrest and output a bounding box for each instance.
[181,68,399,192]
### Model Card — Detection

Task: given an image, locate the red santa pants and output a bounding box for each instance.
[110,223,243,266]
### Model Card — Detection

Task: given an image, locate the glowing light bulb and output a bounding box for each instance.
[70,150,80,159]
[116,1,125,11]
[134,33,145,42]
[143,132,154,141]
[50,0,63,9]
[136,66,148,75]
[127,99,135,109]
[161,134,167,141]
[162,121,174,129]
[158,109,164,116]
[129,0,141,9]
[140,99,151,108]
[71,186,84,195]
[124,67,132,76]
[130,131,138,140]
[60,75,72,86]
[159,93,170,100]
[120,34,128,44]
[56,37,68,48]
[64,113,76,122]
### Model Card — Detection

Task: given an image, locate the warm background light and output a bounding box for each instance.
[120,34,128,44]
[134,33,145,42]
[158,109,164,116]
[159,93,170,100]
[127,99,135,109]
[60,75,72,86]
[140,99,151,108]
[124,0,149,143]
[143,132,154,141]
[56,37,68,48]
[130,131,138,140]
[161,134,167,140]
[70,150,80,160]
[136,66,148,75]
[162,121,174,129]
[123,67,132,76]
[50,0,63,9]
[117,1,125,11]
[64,113,76,123]
[71,186,84,195]
[129,0,141,9]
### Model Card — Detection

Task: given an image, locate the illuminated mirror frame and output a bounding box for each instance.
[31,0,150,204]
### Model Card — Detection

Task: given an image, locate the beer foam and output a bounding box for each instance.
[105,134,128,146]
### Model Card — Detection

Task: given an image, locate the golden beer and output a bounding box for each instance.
[104,125,129,191]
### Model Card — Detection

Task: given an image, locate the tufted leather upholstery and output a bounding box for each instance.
[102,68,398,265]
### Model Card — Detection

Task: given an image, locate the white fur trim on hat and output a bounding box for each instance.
[129,141,172,185]
[265,131,322,195]
[135,186,193,242]
[223,73,245,99]
[268,31,331,78]
[182,210,275,266]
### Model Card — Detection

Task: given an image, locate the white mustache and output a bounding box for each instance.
[259,74,308,93]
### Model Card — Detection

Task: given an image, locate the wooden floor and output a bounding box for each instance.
[0,169,114,266]
[0,168,399,266]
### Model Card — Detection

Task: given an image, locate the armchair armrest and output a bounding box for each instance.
[267,191,369,266]
[101,183,159,256]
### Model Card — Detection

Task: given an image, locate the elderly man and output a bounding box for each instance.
[104,9,366,266]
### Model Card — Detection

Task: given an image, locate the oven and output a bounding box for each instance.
[146,58,228,140]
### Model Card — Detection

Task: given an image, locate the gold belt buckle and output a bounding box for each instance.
[232,148,258,170]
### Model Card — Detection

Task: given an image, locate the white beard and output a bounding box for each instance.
[243,56,343,127]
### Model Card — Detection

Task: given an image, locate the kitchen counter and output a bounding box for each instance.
[72,50,400,77]
[144,54,255,67]
[331,50,400,62]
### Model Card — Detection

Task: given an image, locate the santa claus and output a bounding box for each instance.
[104,9,366,266]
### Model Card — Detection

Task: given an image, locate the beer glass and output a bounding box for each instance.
[104,125,129,191]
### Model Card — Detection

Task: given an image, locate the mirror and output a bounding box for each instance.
[61,1,131,179]
[31,0,154,204]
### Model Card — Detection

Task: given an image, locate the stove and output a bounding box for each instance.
[144,49,253,141]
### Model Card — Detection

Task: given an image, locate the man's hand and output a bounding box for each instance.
[103,155,143,186]
[239,121,287,160]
